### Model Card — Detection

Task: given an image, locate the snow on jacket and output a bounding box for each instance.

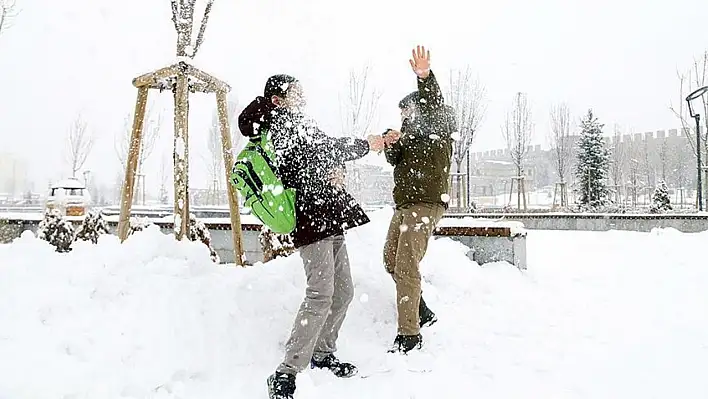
[385,71,455,209]
[239,97,371,248]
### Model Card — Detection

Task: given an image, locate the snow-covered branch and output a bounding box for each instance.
[548,102,573,183]
[0,0,18,37]
[65,115,94,177]
[447,67,487,172]
[502,92,533,176]
[339,65,381,138]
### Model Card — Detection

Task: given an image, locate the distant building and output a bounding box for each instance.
[0,153,29,203]
[465,127,699,207]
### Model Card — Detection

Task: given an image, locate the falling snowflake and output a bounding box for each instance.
[300,318,309,327]
[360,293,369,303]
[441,194,451,203]
[399,224,409,233]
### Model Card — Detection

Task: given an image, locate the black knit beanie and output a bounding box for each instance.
[264,74,299,99]
[399,91,419,109]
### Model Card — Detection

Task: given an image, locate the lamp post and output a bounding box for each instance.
[686,85,708,211]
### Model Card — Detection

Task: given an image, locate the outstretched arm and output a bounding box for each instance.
[409,46,451,137]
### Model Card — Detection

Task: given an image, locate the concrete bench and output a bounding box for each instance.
[434,219,527,270]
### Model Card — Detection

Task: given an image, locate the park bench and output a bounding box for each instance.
[433,218,527,270]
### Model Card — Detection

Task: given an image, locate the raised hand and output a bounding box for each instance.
[409,45,431,79]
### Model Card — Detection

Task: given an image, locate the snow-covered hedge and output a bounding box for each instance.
[37,208,75,253]
[259,225,295,263]
[187,214,219,263]
[0,218,12,244]
[128,216,154,237]
[74,210,110,244]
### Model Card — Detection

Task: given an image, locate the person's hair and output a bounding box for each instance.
[264,74,299,99]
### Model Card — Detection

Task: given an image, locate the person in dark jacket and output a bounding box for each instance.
[238,74,386,399]
[382,46,455,354]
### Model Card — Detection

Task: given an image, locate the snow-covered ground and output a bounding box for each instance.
[0,209,707,399]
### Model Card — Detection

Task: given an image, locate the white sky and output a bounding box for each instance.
[1,0,707,189]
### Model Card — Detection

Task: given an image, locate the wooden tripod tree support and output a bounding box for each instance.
[508,175,527,211]
[116,0,245,266]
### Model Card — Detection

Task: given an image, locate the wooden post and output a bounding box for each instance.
[118,87,149,242]
[173,72,190,240]
[216,90,245,266]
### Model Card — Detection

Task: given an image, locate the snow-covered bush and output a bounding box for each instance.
[128,216,154,237]
[650,181,672,214]
[37,208,74,253]
[187,214,219,263]
[0,218,12,244]
[259,225,295,263]
[74,210,110,244]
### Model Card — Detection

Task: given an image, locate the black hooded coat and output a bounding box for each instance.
[238,95,371,248]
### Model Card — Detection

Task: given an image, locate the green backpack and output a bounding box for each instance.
[229,133,297,235]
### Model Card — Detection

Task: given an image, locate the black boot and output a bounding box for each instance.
[267,371,296,399]
[419,296,438,328]
[388,334,423,354]
[310,354,358,378]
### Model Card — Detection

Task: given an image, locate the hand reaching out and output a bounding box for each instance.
[409,45,431,79]
[367,134,386,152]
[383,130,401,145]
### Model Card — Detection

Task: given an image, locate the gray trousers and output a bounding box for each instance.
[277,235,354,375]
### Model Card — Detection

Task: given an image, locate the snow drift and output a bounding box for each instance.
[0,209,707,398]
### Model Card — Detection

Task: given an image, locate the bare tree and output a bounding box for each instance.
[0,0,18,37]
[671,138,690,207]
[548,103,573,206]
[158,150,170,204]
[446,67,487,174]
[502,92,533,209]
[608,125,627,203]
[658,137,669,182]
[115,105,163,204]
[65,115,94,177]
[670,51,708,206]
[339,65,381,138]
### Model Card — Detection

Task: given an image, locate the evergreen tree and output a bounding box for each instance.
[575,109,610,209]
[650,180,672,213]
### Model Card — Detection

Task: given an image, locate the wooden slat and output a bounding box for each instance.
[216,90,245,265]
[186,64,231,92]
[132,64,179,88]
[435,226,512,237]
[172,72,190,240]
[117,87,149,242]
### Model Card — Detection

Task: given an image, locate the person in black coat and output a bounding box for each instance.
[238,74,386,399]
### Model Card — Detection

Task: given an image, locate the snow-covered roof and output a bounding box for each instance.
[51,178,85,189]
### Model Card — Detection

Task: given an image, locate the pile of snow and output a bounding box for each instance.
[0,210,707,398]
